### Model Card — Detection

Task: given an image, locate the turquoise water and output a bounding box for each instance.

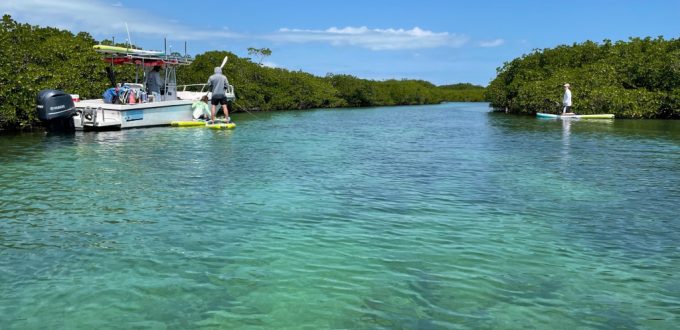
[1,103,680,329]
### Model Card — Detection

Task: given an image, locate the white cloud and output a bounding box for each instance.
[1,1,471,51]
[261,61,278,68]
[272,26,468,50]
[0,0,243,40]
[479,39,505,48]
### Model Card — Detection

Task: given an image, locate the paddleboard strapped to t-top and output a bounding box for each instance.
[93,45,165,56]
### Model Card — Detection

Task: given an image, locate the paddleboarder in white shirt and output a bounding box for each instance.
[563,83,572,114]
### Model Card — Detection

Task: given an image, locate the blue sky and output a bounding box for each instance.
[2,0,679,85]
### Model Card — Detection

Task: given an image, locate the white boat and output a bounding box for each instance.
[74,99,197,130]
[36,47,235,131]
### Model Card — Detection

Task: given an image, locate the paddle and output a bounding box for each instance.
[555,101,562,115]
[542,98,562,115]
[203,55,229,95]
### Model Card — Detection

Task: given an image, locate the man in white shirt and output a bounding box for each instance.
[563,83,572,114]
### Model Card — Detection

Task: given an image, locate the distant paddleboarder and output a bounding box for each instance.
[562,83,572,114]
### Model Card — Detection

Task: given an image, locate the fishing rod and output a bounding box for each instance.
[228,100,258,119]
[236,104,259,119]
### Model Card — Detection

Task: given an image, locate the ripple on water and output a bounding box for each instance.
[2,104,680,328]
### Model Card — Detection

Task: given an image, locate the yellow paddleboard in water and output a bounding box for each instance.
[171,121,206,127]
[207,123,236,130]
[171,121,236,129]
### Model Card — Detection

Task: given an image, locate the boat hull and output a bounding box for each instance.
[74,100,194,130]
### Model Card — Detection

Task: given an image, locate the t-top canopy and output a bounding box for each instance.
[94,45,192,66]
[103,56,191,66]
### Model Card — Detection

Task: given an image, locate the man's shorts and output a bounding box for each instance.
[211,95,228,106]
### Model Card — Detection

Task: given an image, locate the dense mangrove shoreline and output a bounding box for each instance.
[0,15,485,131]
[485,37,680,119]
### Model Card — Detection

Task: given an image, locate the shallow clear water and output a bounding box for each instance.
[1,103,680,329]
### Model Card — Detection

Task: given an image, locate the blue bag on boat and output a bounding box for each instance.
[103,88,118,103]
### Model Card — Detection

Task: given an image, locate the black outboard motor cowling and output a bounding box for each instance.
[36,89,76,132]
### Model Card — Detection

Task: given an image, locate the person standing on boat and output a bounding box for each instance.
[207,67,230,123]
[562,83,572,114]
[146,65,163,101]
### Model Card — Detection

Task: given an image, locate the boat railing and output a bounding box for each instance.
[177,84,235,99]
[178,84,208,93]
[225,84,234,97]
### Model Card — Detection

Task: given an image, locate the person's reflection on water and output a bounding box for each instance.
[561,118,572,166]
[562,118,572,140]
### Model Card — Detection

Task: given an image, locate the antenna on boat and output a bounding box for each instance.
[125,22,132,49]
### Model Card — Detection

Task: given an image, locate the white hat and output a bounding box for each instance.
[564,83,570,87]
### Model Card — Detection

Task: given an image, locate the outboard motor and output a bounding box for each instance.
[36,89,76,132]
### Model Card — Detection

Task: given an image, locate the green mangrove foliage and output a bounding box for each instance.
[247,47,272,65]
[485,37,680,118]
[178,51,486,112]
[0,15,139,129]
[0,15,108,129]
[0,15,485,130]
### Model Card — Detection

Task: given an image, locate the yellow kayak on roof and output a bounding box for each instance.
[93,44,165,56]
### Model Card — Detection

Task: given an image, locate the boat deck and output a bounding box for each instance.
[76,99,193,111]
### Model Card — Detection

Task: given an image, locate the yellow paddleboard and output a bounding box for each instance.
[93,45,165,56]
[207,123,236,130]
[171,121,206,127]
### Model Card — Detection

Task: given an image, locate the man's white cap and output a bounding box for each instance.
[564,83,570,87]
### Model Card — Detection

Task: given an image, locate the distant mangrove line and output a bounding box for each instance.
[0,15,485,130]
[485,37,680,118]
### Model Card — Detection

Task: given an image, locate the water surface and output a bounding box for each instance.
[1,103,680,329]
